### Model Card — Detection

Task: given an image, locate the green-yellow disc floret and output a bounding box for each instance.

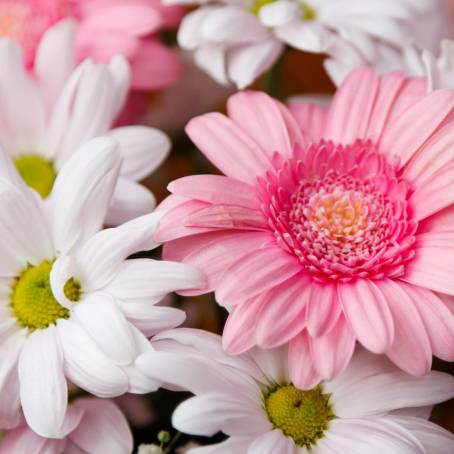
[265,384,334,447]
[11,261,81,330]
[251,0,315,20]
[14,154,57,198]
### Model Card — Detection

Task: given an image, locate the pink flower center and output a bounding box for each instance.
[0,0,74,67]
[258,140,418,282]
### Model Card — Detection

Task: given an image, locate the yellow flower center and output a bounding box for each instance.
[251,0,315,20]
[14,154,57,198]
[11,261,81,330]
[265,385,334,447]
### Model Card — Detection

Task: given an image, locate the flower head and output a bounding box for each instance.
[0,139,204,437]
[0,0,183,91]
[0,37,170,224]
[157,67,454,387]
[138,329,454,453]
[0,397,133,453]
[166,0,435,87]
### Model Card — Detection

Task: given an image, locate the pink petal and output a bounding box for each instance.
[310,316,356,380]
[163,230,274,296]
[376,280,431,375]
[215,246,301,306]
[288,331,321,390]
[168,175,259,209]
[129,40,182,91]
[306,282,342,337]
[339,279,395,354]
[288,101,328,142]
[325,67,380,144]
[227,91,305,159]
[398,283,454,361]
[409,165,454,221]
[254,274,311,348]
[379,90,454,168]
[186,113,271,184]
[222,298,264,354]
[403,231,454,294]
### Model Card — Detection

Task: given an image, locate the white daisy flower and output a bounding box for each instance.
[0,35,170,225]
[165,0,434,88]
[138,329,454,453]
[0,139,204,438]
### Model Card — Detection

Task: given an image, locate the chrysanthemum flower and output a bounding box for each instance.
[0,0,183,92]
[0,397,133,453]
[0,37,170,224]
[157,67,454,387]
[164,0,433,88]
[138,329,454,453]
[0,138,204,437]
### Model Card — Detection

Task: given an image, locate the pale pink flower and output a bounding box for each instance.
[0,0,183,91]
[0,139,204,437]
[157,67,454,388]
[138,329,454,453]
[0,397,133,454]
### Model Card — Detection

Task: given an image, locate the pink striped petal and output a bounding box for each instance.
[325,67,380,144]
[254,274,311,348]
[403,232,454,294]
[398,283,454,361]
[186,113,271,184]
[409,165,454,221]
[168,175,259,209]
[376,280,432,376]
[227,91,304,159]
[379,90,454,167]
[222,298,264,354]
[310,315,356,380]
[306,282,342,337]
[288,331,321,390]
[163,231,274,297]
[216,247,301,306]
[339,279,394,354]
[185,204,268,231]
[288,101,328,142]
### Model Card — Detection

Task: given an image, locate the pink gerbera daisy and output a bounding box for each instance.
[157,67,454,388]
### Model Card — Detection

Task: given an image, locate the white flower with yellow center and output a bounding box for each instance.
[138,329,454,453]
[164,0,434,88]
[0,139,204,438]
[0,34,170,225]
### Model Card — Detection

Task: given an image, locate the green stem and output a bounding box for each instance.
[264,53,285,98]
[164,432,181,454]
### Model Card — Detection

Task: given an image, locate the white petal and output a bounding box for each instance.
[0,40,45,151]
[34,19,76,111]
[259,1,301,27]
[50,136,122,255]
[247,429,296,454]
[75,214,160,291]
[275,21,334,53]
[0,180,53,275]
[18,326,68,438]
[106,179,156,226]
[228,39,284,89]
[57,319,128,397]
[319,418,425,454]
[331,371,454,418]
[108,56,131,119]
[70,398,133,454]
[105,259,205,305]
[385,416,454,454]
[110,126,170,181]
[187,437,252,454]
[73,293,136,365]
[50,255,79,310]
[194,44,229,86]
[0,331,25,429]
[173,392,269,437]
